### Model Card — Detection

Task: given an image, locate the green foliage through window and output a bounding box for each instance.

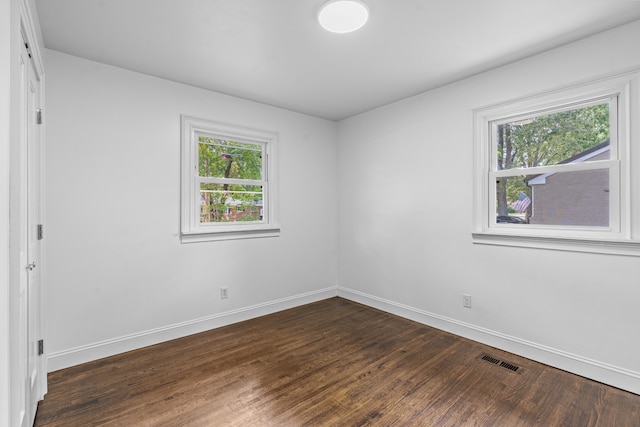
[199,137,262,179]
[495,102,610,219]
[198,135,265,224]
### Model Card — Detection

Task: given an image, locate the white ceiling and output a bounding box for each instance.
[35,0,640,121]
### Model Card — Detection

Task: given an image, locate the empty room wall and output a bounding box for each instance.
[337,20,640,393]
[44,50,338,370]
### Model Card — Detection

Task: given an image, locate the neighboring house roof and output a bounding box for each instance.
[526,140,610,185]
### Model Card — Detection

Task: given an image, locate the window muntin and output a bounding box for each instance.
[473,70,640,254]
[181,116,279,242]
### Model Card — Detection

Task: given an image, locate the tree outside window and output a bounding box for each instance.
[495,103,610,224]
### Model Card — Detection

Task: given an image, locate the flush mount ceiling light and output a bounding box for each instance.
[318,0,369,34]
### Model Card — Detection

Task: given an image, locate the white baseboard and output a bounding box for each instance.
[337,286,640,395]
[48,285,640,395]
[47,287,339,372]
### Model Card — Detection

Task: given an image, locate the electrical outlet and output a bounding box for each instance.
[220,287,229,299]
[463,294,472,308]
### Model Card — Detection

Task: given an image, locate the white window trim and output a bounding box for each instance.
[472,69,640,256]
[180,115,280,243]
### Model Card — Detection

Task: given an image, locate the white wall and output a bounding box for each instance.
[44,18,640,394]
[337,20,640,394]
[44,50,339,370]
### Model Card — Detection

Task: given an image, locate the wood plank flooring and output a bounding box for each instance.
[34,297,640,426]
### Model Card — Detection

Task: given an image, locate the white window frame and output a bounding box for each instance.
[472,70,640,256]
[181,115,280,243]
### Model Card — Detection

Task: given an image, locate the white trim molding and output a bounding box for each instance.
[337,286,640,395]
[48,284,640,395]
[472,232,640,256]
[47,287,338,372]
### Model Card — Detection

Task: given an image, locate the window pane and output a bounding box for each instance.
[198,136,263,180]
[496,103,610,170]
[495,175,530,225]
[200,183,264,223]
[496,169,609,227]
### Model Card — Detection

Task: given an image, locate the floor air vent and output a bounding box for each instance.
[499,361,520,372]
[479,353,521,373]
[480,354,500,365]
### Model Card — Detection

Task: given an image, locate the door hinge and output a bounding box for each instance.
[36,109,43,125]
[25,42,32,59]
[37,224,44,240]
[38,339,44,356]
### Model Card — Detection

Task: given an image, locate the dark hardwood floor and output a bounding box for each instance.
[34,297,640,426]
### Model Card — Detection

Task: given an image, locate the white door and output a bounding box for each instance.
[20,34,45,427]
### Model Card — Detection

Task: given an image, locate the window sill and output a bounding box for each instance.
[472,232,640,257]
[181,226,280,243]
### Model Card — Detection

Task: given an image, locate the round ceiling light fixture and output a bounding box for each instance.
[318,0,369,34]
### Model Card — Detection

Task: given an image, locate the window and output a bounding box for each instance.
[181,116,279,242]
[473,70,640,255]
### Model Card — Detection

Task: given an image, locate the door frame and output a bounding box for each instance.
[24,25,45,426]
[4,0,46,426]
